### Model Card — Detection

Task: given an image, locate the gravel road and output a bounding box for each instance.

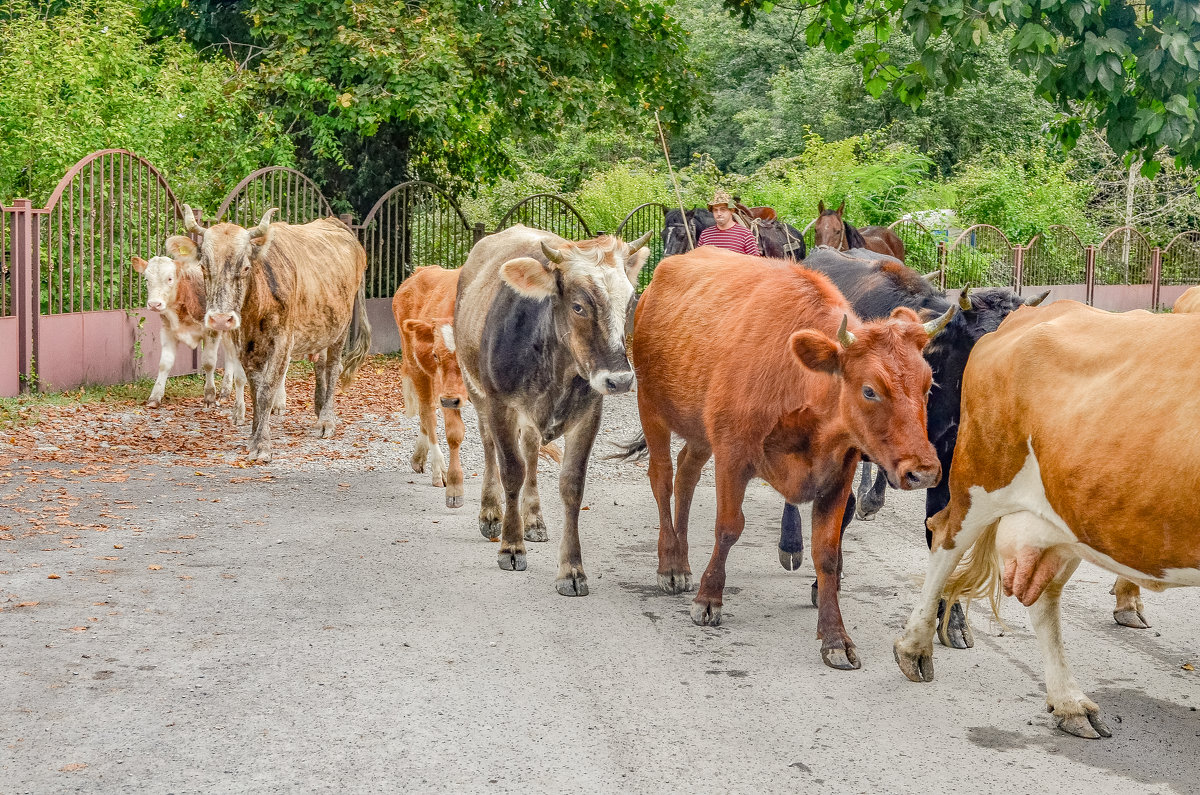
[2,370,1198,794]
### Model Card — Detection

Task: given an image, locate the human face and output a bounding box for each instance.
[711,204,734,230]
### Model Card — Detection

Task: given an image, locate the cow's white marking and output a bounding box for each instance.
[440,324,456,353]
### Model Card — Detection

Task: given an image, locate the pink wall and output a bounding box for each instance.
[1092,284,1155,313]
[0,317,19,397]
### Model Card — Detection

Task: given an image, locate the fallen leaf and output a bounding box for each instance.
[1184,663,1195,671]
[63,626,88,632]
[15,601,38,608]
[60,763,87,772]
[178,534,196,539]
[47,573,60,579]
[147,564,162,571]
[113,544,123,549]
[97,556,119,561]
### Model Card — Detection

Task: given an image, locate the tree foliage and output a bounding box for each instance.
[721,0,1200,175]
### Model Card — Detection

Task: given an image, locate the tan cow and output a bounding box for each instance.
[393,266,468,508]
[895,300,1200,738]
[170,208,371,462]
[1174,286,1200,314]
[130,255,242,409]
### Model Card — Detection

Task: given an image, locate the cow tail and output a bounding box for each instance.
[340,284,372,388]
[941,519,1004,622]
[606,432,648,462]
[539,442,563,464]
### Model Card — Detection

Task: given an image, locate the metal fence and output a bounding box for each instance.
[5,147,1200,394]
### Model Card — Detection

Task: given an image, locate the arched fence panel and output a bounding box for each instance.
[1161,232,1200,285]
[215,167,333,226]
[358,182,474,301]
[615,203,667,290]
[1024,226,1087,302]
[887,218,939,275]
[41,149,187,315]
[1093,226,1152,311]
[498,194,591,240]
[946,225,1014,289]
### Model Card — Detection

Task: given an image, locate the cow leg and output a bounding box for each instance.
[1112,576,1149,629]
[691,457,750,627]
[474,399,504,540]
[200,329,220,407]
[642,408,688,593]
[925,435,972,648]
[811,468,861,669]
[222,335,247,425]
[422,398,447,488]
[314,342,343,437]
[805,493,855,606]
[444,407,465,509]
[519,426,547,543]
[1028,558,1112,739]
[778,503,804,571]
[147,326,176,408]
[855,464,887,520]
[491,407,527,572]
[247,353,287,463]
[408,373,434,474]
[668,441,709,590]
[554,400,601,596]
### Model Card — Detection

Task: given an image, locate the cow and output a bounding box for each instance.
[629,247,953,669]
[130,255,243,410]
[1174,285,1200,314]
[172,207,371,462]
[895,300,1200,738]
[454,224,651,595]
[778,246,1049,648]
[393,266,469,508]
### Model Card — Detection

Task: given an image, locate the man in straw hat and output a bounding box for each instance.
[697,189,759,256]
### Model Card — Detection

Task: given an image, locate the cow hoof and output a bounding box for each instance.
[657,571,693,594]
[810,580,819,607]
[445,493,464,509]
[411,459,426,474]
[317,420,335,439]
[937,599,975,649]
[853,504,877,521]
[523,518,548,543]
[497,550,527,571]
[147,398,161,409]
[432,473,445,488]
[778,547,805,571]
[1113,609,1150,629]
[479,518,501,540]
[555,571,589,596]
[1056,711,1112,739]
[893,638,935,683]
[821,644,860,671]
[690,599,722,626]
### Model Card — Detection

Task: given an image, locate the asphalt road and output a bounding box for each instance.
[3,392,1198,794]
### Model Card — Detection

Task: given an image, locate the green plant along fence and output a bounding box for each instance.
[1024,226,1087,285]
[616,203,668,290]
[215,167,333,227]
[1095,227,1152,286]
[1162,232,1200,285]
[946,225,1015,289]
[499,194,591,241]
[887,219,939,276]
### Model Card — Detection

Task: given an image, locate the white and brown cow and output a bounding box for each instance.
[895,300,1200,738]
[454,224,650,595]
[169,208,371,462]
[393,265,469,508]
[130,255,242,409]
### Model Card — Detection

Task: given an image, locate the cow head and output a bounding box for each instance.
[499,231,652,395]
[131,255,180,313]
[662,209,708,258]
[170,206,277,332]
[791,306,954,490]
[402,317,467,409]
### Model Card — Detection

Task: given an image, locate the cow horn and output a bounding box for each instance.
[182,205,206,235]
[628,230,653,254]
[958,284,972,311]
[923,304,958,339]
[1025,289,1051,306]
[837,315,856,348]
[247,208,277,240]
[922,269,941,283]
[540,241,563,263]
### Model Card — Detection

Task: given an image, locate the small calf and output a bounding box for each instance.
[131,255,242,410]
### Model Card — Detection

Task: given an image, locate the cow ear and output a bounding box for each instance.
[790,330,842,375]
[402,319,437,371]
[402,319,435,346]
[165,235,198,265]
[888,306,921,324]
[249,227,274,261]
[500,256,557,298]
[625,247,650,284]
[131,256,148,274]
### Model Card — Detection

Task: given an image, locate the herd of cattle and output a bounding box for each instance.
[129,207,1199,742]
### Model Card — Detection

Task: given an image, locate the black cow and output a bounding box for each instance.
[454,224,651,596]
[662,208,807,260]
[778,247,1048,647]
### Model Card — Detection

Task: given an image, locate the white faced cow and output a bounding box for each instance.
[454,224,651,596]
[170,208,371,462]
[130,255,243,410]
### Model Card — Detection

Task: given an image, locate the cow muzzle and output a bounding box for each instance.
[205,311,239,332]
[440,396,463,409]
[589,369,635,395]
[147,301,165,313]
[890,458,942,491]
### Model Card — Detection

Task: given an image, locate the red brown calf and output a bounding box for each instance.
[632,248,951,669]
[393,266,468,509]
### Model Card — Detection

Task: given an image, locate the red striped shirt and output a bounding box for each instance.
[697,224,759,256]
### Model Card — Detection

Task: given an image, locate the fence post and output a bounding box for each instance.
[10,199,39,393]
[936,241,947,291]
[1085,244,1097,306]
[339,213,355,229]
[1013,244,1024,294]
[472,223,486,245]
[1151,246,1163,310]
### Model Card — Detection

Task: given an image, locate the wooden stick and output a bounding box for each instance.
[655,111,694,250]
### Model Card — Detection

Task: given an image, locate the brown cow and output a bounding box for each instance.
[393,266,468,509]
[813,201,906,261]
[895,300,1200,738]
[171,208,371,462]
[631,248,952,669]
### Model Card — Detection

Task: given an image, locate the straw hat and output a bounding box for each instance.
[707,189,735,210]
